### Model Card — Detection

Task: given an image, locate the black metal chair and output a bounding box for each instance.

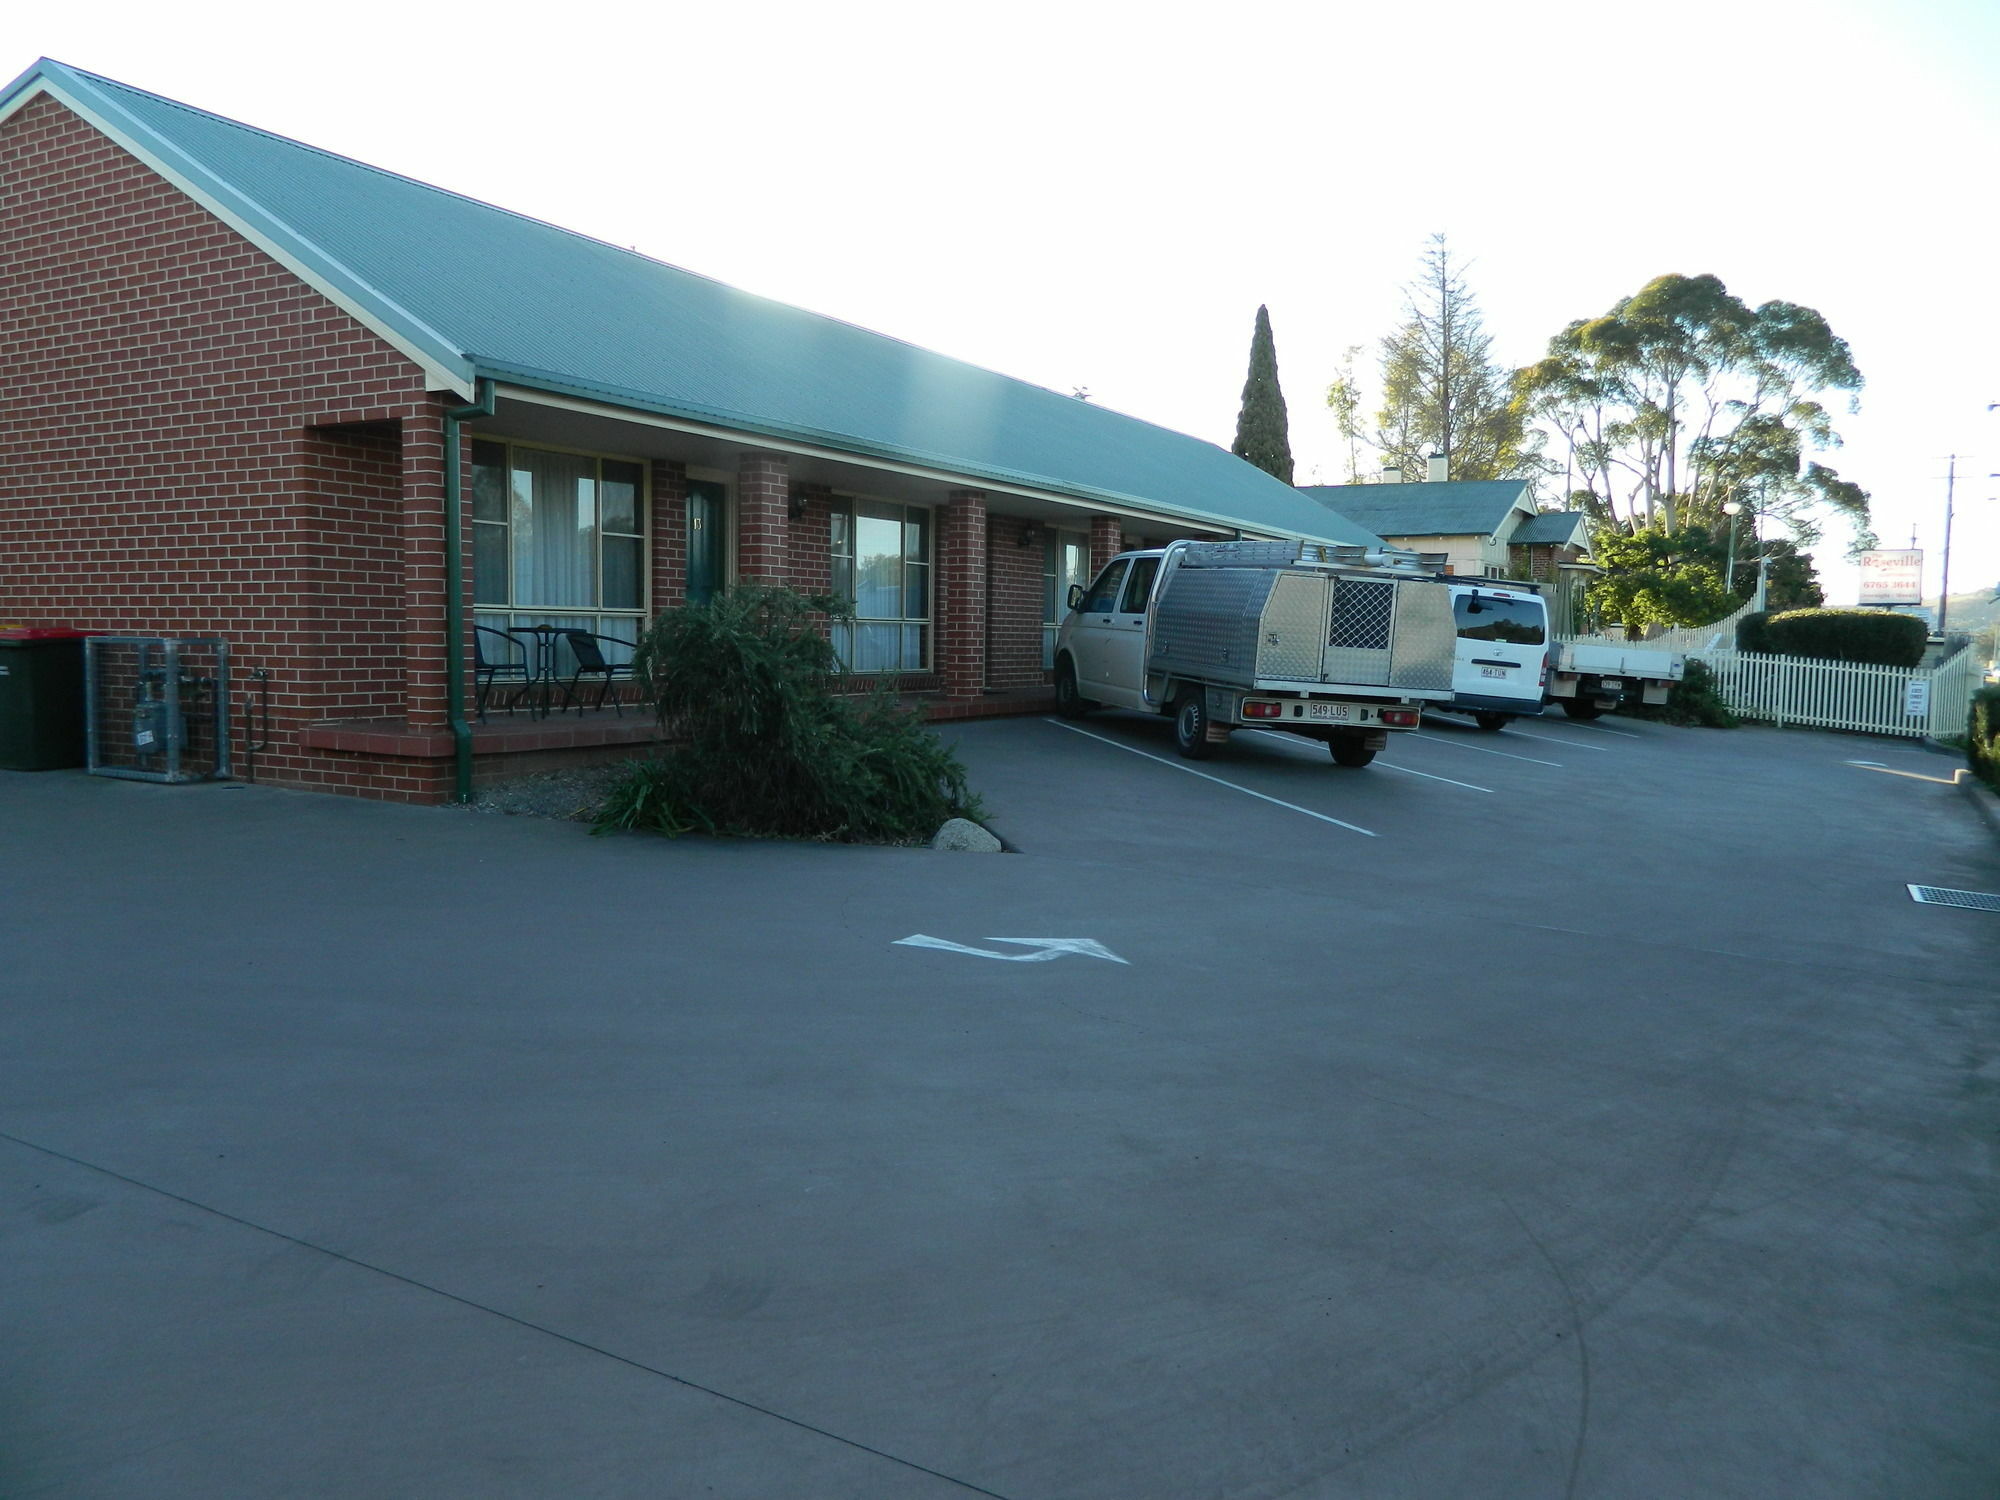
[558,630,638,715]
[474,625,531,721]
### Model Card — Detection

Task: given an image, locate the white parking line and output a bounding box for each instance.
[1549,718,1643,740]
[1495,726,1612,752]
[1409,733,1563,767]
[1242,729,1494,793]
[1046,720,1378,836]
[1376,761,1495,792]
[1431,711,1615,751]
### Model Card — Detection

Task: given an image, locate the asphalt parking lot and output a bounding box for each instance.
[2,711,1996,1499]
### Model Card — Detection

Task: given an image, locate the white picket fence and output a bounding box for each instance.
[1693,643,1981,739]
[1554,593,1765,654]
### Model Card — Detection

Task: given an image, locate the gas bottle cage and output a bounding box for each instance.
[83,637,233,783]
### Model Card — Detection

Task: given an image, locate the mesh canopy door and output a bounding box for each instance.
[1323,578,1395,685]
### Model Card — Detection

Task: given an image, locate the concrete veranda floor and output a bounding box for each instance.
[1,715,1996,1498]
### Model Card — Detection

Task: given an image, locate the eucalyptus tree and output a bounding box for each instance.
[1515,273,1868,542]
[1322,344,1368,483]
[1232,304,1295,484]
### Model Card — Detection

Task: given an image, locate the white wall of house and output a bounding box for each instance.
[1382,533,1502,576]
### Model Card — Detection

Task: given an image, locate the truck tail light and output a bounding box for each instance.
[1242,700,1283,719]
[1381,708,1420,728]
[1539,656,1549,688]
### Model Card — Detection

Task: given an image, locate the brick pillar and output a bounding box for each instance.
[737,452,791,583]
[938,490,988,698]
[1090,514,1124,577]
[650,458,688,610]
[400,398,449,730]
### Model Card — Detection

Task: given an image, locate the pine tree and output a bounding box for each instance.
[1232,305,1295,484]
[1376,235,1528,483]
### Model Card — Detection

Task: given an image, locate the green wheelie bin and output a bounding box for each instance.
[0,628,95,770]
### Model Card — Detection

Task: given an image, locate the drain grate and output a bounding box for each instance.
[1907,884,2000,911]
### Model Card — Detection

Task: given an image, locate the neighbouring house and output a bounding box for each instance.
[1297,467,1592,583]
[0,60,1386,803]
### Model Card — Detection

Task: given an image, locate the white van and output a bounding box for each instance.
[1442,582,1548,731]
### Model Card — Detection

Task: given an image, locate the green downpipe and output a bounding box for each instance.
[443,377,497,804]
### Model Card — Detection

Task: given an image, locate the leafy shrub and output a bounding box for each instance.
[1969,686,2000,792]
[1735,610,1772,654]
[1743,608,1927,667]
[592,585,983,843]
[1626,658,1738,728]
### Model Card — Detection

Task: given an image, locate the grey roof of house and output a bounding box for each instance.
[1510,511,1591,546]
[1295,480,1531,539]
[2,59,1385,549]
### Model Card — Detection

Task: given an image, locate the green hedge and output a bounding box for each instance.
[1737,608,1926,667]
[1970,686,2000,791]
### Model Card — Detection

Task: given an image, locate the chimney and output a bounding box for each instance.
[1426,453,1449,483]
[1381,465,1403,484]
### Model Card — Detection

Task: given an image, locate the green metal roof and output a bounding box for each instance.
[1510,511,1590,547]
[3,59,1384,549]
[1296,480,1531,540]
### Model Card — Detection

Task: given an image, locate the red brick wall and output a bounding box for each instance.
[789,485,835,594]
[986,515,1048,690]
[1090,515,1124,575]
[0,94,447,794]
[937,491,987,697]
[735,452,790,580]
[649,458,688,611]
[302,422,404,718]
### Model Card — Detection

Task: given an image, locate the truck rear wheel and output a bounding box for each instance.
[1474,712,1509,732]
[1561,698,1603,720]
[1172,689,1216,760]
[1054,657,1094,719]
[1329,733,1376,768]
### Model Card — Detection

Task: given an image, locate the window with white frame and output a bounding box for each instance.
[471,440,646,670]
[1042,529,1091,668]
[830,499,931,672]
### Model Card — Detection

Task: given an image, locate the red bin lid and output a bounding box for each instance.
[0,627,103,641]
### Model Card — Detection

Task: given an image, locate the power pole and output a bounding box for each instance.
[1940,454,1956,639]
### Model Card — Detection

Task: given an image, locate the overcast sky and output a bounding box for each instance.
[18,0,2000,610]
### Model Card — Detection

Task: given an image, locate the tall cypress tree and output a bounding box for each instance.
[1232,305,1295,484]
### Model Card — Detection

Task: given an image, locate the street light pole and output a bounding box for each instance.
[1722,498,1743,600]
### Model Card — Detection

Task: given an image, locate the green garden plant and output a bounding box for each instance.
[1968,685,2000,792]
[1625,658,1738,728]
[593,585,982,843]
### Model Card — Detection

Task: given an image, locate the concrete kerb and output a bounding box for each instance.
[1917,734,2000,838]
[1959,773,2000,838]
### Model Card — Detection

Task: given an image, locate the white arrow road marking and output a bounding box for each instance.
[895,935,1131,964]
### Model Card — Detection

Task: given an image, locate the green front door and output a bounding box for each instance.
[686,480,727,606]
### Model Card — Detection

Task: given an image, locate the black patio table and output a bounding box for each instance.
[508,624,570,720]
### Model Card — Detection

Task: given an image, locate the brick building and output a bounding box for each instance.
[1,60,1380,802]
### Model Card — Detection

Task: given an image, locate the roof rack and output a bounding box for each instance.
[1173,539,1447,573]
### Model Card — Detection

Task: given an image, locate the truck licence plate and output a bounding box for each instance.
[1601,678,1624,689]
[1305,703,1353,722]
[1479,666,1508,678]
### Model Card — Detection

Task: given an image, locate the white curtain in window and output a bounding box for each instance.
[511,450,597,607]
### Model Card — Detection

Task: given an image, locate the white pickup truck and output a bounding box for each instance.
[1053,539,1457,766]
[1545,638,1685,719]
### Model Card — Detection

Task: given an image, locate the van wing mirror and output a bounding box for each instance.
[1067,583,1084,611]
